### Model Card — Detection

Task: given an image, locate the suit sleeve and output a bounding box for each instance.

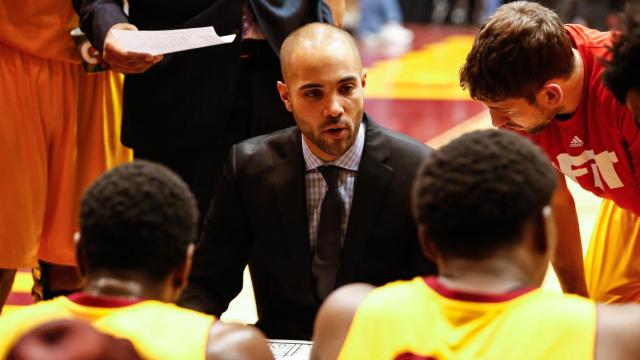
[179,146,253,316]
[77,0,128,52]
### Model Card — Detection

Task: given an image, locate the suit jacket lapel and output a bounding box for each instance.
[336,117,393,286]
[274,130,314,282]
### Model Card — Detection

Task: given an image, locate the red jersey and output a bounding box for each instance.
[525,24,640,215]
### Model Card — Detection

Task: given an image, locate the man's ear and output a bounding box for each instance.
[530,205,555,258]
[173,244,195,290]
[277,81,293,112]
[538,83,564,108]
[361,69,368,89]
[540,205,557,260]
[75,232,86,277]
[417,226,438,263]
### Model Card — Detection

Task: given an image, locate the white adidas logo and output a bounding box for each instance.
[569,136,584,148]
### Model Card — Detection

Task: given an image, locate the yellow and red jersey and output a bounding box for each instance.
[338,276,596,360]
[0,294,214,360]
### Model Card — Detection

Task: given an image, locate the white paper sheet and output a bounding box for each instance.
[111,26,236,56]
[269,339,313,360]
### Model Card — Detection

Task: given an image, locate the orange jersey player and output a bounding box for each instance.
[0,0,131,309]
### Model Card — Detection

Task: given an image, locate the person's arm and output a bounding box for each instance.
[551,172,588,297]
[324,0,345,27]
[76,0,162,73]
[596,304,640,360]
[179,146,253,316]
[207,322,273,360]
[311,283,373,360]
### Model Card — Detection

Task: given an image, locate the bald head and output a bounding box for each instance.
[280,22,362,83]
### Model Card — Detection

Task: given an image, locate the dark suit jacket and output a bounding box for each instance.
[180,116,436,340]
[77,0,332,152]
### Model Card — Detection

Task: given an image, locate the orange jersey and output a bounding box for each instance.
[0,294,214,359]
[0,0,80,63]
[339,277,597,360]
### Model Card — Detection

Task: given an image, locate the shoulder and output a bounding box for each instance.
[207,322,272,360]
[0,298,71,327]
[365,119,432,168]
[99,301,215,331]
[376,125,432,155]
[311,283,374,360]
[514,290,596,326]
[230,126,299,168]
[0,298,72,358]
[564,24,614,49]
[596,303,640,360]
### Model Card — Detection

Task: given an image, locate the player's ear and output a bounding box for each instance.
[417,226,438,262]
[277,81,293,112]
[361,69,368,89]
[540,205,556,259]
[539,83,563,108]
[176,244,194,288]
[528,205,555,259]
[75,232,87,277]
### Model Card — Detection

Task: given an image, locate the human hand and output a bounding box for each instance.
[103,23,163,74]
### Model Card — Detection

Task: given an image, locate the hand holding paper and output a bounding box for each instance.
[103,23,163,74]
[103,25,236,74]
[111,26,236,56]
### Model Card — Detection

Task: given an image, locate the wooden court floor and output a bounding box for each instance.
[2,25,601,322]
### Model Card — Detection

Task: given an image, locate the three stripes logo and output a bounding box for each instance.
[569,136,584,148]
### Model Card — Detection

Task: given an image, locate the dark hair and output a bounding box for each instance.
[79,160,198,281]
[412,129,557,260]
[604,5,640,104]
[460,1,574,102]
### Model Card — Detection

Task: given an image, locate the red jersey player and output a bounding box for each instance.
[460,1,639,302]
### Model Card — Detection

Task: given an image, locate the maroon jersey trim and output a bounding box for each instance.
[423,276,535,303]
[395,353,437,360]
[67,293,143,308]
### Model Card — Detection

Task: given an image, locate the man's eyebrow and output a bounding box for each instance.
[338,76,358,83]
[485,104,502,110]
[299,83,323,91]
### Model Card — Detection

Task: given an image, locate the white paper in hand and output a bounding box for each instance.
[112,26,236,56]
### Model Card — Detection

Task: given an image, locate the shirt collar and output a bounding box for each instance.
[302,122,365,172]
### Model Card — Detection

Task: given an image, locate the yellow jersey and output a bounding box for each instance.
[0,0,81,63]
[0,294,214,359]
[338,277,596,360]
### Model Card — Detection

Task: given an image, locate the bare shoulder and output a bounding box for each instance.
[207,322,273,360]
[596,304,640,360]
[311,283,375,360]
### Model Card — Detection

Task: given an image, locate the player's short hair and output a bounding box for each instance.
[412,129,557,260]
[604,5,640,104]
[79,160,198,281]
[459,1,574,103]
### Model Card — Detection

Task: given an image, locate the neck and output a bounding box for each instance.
[557,48,585,116]
[303,135,340,162]
[82,274,170,301]
[436,256,537,294]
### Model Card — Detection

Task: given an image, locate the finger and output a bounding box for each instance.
[111,61,156,74]
[104,50,156,69]
[104,45,153,65]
